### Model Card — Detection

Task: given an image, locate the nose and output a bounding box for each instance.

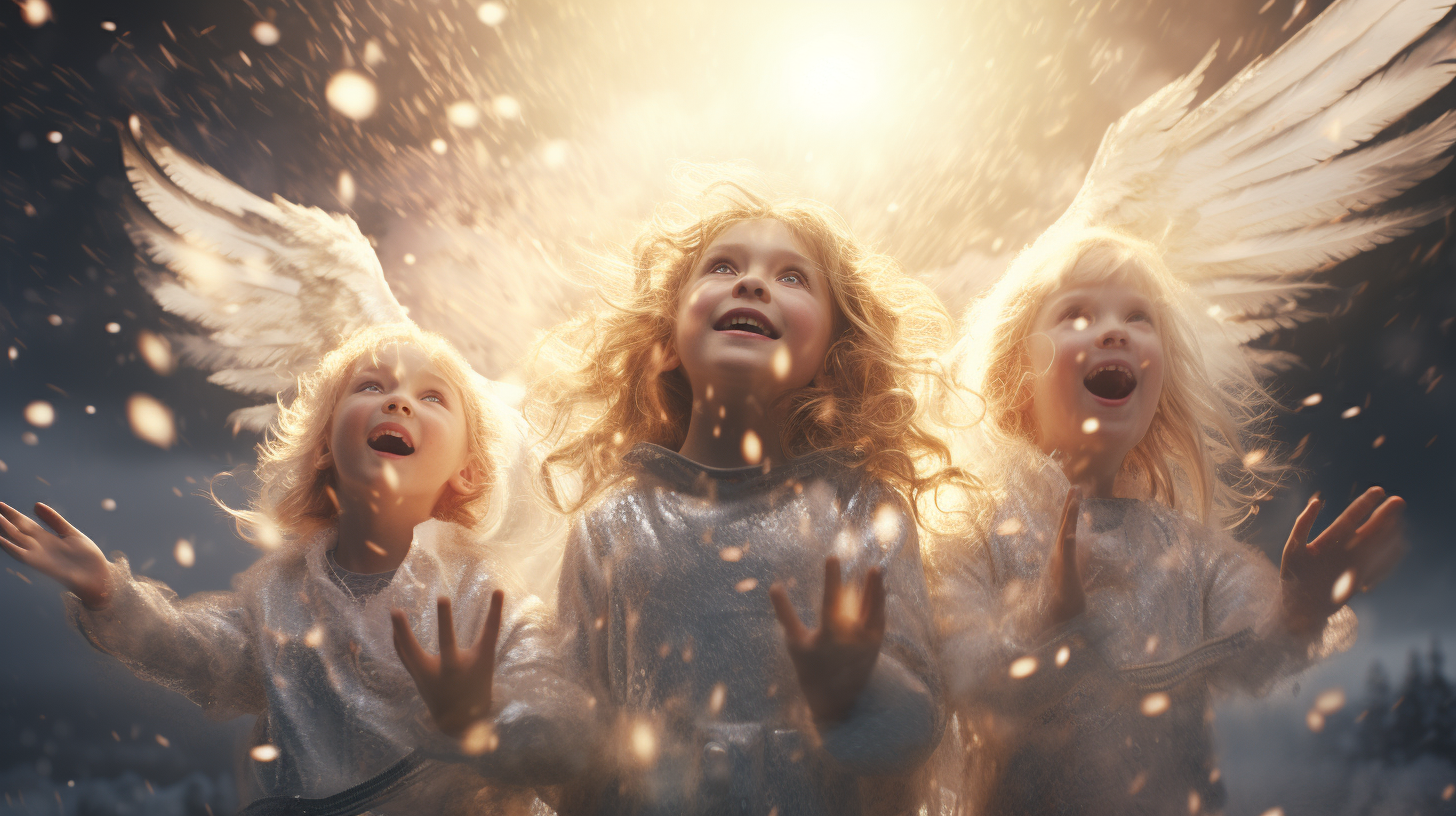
[383,398,413,417]
[732,272,770,302]
[1097,326,1129,348]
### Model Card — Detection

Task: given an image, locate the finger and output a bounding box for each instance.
[1055,488,1081,569]
[1313,487,1386,552]
[1348,496,1407,586]
[33,503,81,537]
[0,503,40,539]
[437,597,458,666]
[860,567,886,637]
[1281,497,1322,571]
[0,514,31,549]
[0,534,33,564]
[769,583,809,646]
[820,557,842,629]
[391,608,434,681]
[474,590,504,673]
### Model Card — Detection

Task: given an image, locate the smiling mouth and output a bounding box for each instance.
[1084,364,1137,401]
[713,311,780,339]
[367,428,415,456]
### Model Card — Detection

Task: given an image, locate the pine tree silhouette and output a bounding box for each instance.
[1429,639,1455,762]
[1357,660,1392,763]
[1391,650,1427,761]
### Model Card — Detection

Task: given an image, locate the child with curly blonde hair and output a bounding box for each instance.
[1,323,588,815]
[530,176,965,815]
[931,228,1406,816]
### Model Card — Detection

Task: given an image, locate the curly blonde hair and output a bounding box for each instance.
[531,176,966,517]
[221,323,498,547]
[956,227,1285,527]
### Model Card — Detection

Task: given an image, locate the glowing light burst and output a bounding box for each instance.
[174,539,195,568]
[326,71,379,121]
[127,394,176,449]
[24,401,54,428]
[250,744,280,763]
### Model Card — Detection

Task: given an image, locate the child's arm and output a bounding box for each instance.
[0,502,264,715]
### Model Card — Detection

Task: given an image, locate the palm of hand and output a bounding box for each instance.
[770,557,886,724]
[1280,487,1406,636]
[0,502,111,608]
[391,592,503,743]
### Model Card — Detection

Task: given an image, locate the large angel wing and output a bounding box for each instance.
[1049,0,1456,374]
[121,119,414,432]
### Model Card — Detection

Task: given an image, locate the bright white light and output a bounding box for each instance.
[326,71,378,121]
[777,38,880,120]
[447,102,481,128]
[477,2,507,26]
[251,21,280,46]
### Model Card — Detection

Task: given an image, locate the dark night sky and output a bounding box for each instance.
[2,0,1456,811]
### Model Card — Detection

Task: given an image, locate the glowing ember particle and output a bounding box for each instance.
[447,102,482,128]
[362,38,384,66]
[735,578,758,593]
[1372,435,1385,449]
[1081,418,1099,434]
[250,744,280,762]
[1072,317,1089,331]
[1129,772,1147,795]
[542,140,569,168]
[1442,784,1454,801]
[128,115,141,139]
[1242,449,1266,468]
[1141,692,1170,717]
[996,518,1023,535]
[1341,406,1361,419]
[21,432,38,446]
[85,405,95,415]
[1188,791,1201,814]
[303,626,324,649]
[174,539,195,568]
[1009,656,1038,679]
[873,504,902,546]
[252,517,283,551]
[1301,393,1322,407]
[477,1,507,25]
[708,683,726,715]
[770,345,791,380]
[1259,809,1285,816]
[101,498,116,511]
[21,0,50,27]
[403,253,416,265]
[380,461,399,491]
[138,330,174,375]
[337,171,355,206]
[126,393,176,448]
[1306,709,1325,732]
[461,721,498,755]
[101,20,116,31]
[741,430,762,465]
[492,95,521,120]
[155,734,170,747]
[1055,645,1070,667]
[1314,688,1345,714]
[325,71,378,121]
[630,721,657,764]
[719,547,743,562]
[430,138,448,155]
[105,322,121,335]
[47,131,62,144]
[251,21,280,46]
[47,314,62,326]
[1331,569,1355,604]
[8,346,18,360]
[24,401,55,428]
[1145,635,1159,654]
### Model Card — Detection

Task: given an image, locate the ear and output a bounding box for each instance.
[656,341,680,373]
[314,446,334,471]
[446,463,479,497]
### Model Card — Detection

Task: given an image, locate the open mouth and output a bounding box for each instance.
[1083,364,1137,401]
[367,426,415,456]
[713,309,780,339]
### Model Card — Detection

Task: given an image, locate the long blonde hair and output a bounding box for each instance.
[957,227,1284,527]
[531,176,966,516]
[221,323,498,547]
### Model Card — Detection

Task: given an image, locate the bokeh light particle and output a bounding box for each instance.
[477,2,507,26]
[24,401,55,428]
[251,21,280,46]
[326,71,378,121]
[127,393,176,448]
[21,0,51,27]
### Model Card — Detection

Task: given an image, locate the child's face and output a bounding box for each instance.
[325,344,473,512]
[1025,274,1165,470]
[670,218,836,401]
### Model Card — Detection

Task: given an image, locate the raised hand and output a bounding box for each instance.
[769,557,886,724]
[1039,487,1084,634]
[1279,486,1406,637]
[0,502,112,609]
[391,592,504,742]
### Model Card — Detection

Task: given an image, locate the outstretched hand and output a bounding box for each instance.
[769,557,886,724]
[1280,486,1406,637]
[0,502,112,609]
[391,592,504,741]
[1039,487,1085,634]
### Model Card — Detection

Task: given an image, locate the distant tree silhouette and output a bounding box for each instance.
[1339,640,1456,767]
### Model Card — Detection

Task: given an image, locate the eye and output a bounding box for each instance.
[707,261,735,275]
[779,270,805,286]
[358,382,382,393]
[1128,310,1152,324]
[422,393,444,405]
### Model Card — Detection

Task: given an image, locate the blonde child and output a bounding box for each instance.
[931,229,1406,816]
[0,323,588,815]
[505,179,965,815]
